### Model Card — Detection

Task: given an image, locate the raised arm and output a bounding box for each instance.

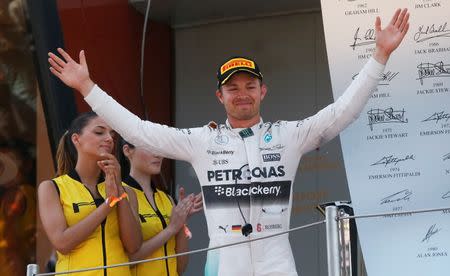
[293,8,410,154]
[48,49,199,162]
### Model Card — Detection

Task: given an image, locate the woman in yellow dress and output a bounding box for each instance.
[38,111,142,275]
[120,139,202,276]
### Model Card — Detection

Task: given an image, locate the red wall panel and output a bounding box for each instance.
[56,0,172,126]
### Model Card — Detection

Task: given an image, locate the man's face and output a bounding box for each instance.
[216,72,267,122]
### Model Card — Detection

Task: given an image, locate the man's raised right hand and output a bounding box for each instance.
[48,48,94,97]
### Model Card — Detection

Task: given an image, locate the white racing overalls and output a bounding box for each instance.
[85,58,384,276]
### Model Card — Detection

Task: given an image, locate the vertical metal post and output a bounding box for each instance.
[338,209,352,276]
[326,206,341,276]
[26,264,39,276]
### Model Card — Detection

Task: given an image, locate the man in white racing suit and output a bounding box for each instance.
[48,8,409,276]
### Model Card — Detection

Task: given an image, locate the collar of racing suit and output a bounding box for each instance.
[225,118,264,135]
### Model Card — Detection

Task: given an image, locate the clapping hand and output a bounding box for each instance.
[178,187,203,217]
[97,153,122,199]
[168,188,194,234]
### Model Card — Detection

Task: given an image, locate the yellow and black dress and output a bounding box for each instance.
[123,176,177,276]
[52,170,131,276]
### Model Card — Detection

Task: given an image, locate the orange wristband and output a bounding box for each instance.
[118,192,128,201]
[106,192,128,207]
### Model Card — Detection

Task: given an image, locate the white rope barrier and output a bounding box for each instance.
[34,220,325,276]
[338,206,450,220]
[31,206,450,275]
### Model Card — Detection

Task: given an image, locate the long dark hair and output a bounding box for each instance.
[117,137,168,193]
[55,111,98,176]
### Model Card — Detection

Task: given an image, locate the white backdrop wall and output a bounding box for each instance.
[320,1,450,275]
[174,12,350,276]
